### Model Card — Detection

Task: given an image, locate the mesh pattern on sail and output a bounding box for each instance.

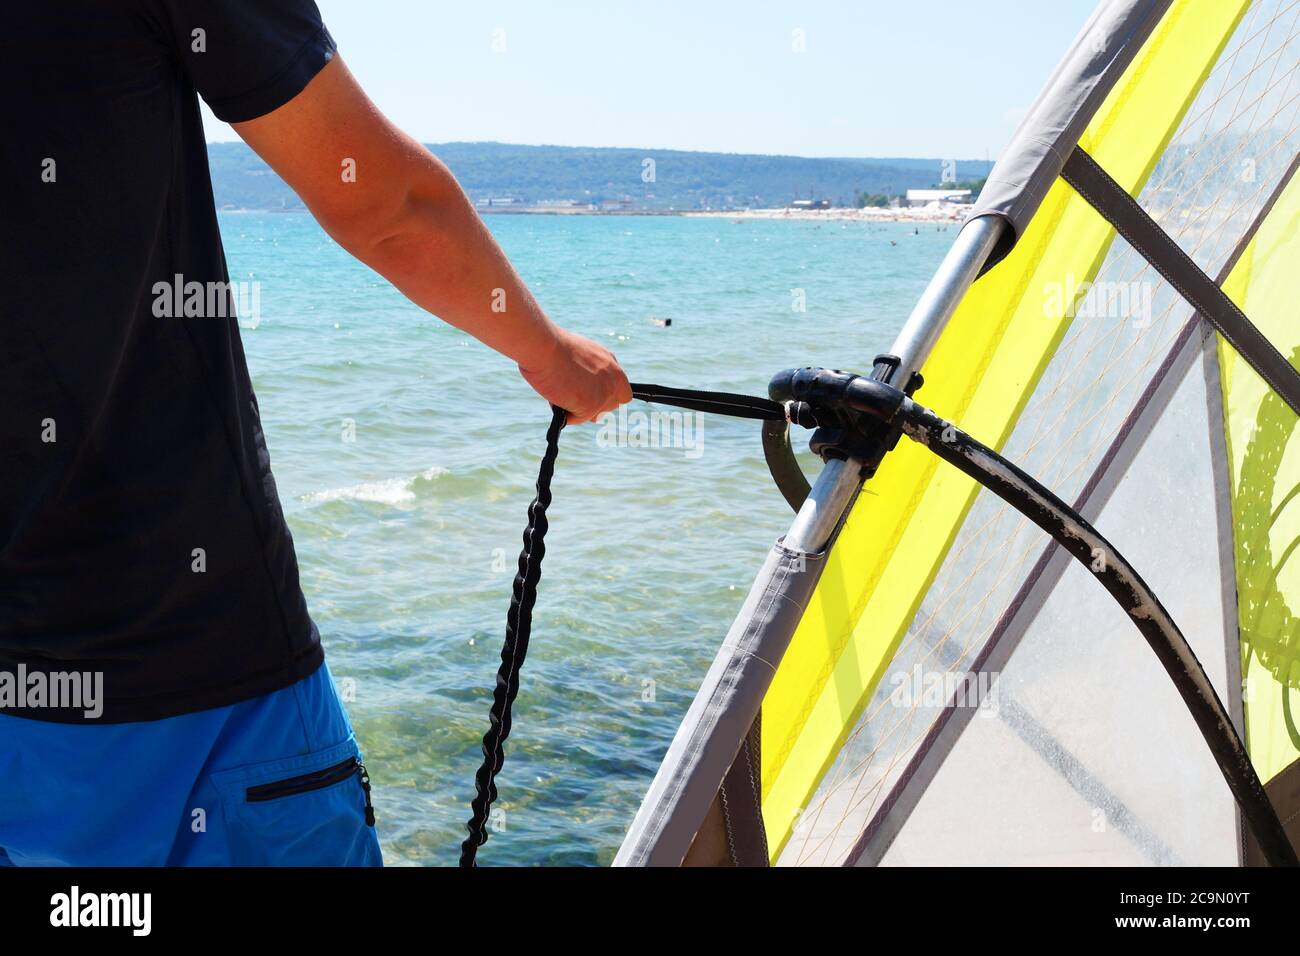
[783,0,1300,866]
[878,355,1238,865]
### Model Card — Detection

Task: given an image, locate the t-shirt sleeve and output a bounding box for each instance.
[149,0,337,123]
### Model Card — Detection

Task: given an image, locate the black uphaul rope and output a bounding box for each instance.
[461,371,1297,867]
[629,383,785,421]
[459,387,783,867]
[459,404,564,867]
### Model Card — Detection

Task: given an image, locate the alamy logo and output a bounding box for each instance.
[49,886,151,936]
[596,405,704,459]
[888,664,1000,716]
[0,665,103,719]
[1043,272,1153,327]
[152,273,262,326]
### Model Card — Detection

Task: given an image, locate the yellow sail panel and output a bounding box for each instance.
[1217,165,1300,784]
[761,0,1250,859]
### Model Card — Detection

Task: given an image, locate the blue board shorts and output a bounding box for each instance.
[0,660,382,867]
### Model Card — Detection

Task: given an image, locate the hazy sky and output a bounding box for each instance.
[202,0,1101,159]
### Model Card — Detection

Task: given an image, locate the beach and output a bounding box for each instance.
[686,204,972,224]
[477,203,973,224]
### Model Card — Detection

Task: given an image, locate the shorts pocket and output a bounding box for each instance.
[211,737,380,867]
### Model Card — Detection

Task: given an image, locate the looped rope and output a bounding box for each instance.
[460,404,566,867]
[460,386,785,866]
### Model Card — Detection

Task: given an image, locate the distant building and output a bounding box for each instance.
[532,199,593,211]
[478,196,523,207]
[598,197,634,211]
[789,199,831,210]
[905,189,972,206]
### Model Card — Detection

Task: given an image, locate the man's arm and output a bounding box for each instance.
[232,56,630,423]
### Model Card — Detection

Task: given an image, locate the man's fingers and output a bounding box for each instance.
[555,367,631,426]
[566,402,601,425]
[565,400,619,426]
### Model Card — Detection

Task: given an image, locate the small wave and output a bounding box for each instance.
[302,466,449,506]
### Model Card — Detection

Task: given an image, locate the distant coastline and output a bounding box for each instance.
[475,204,973,223]
[684,205,968,223]
[209,141,993,216]
[219,204,972,224]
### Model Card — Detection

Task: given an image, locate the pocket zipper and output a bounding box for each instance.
[245,756,376,827]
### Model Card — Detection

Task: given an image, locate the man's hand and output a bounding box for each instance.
[520,328,632,424]
[231,56,631,423]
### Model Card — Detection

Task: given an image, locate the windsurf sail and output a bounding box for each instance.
[617,0,1300,866]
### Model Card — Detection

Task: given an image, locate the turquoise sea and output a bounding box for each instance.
[221,211,953,865]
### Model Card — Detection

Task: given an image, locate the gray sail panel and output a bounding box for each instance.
[877,358,1239,866]
[839,319,1207,867]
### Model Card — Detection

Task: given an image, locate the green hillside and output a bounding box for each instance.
[208,141,992,211]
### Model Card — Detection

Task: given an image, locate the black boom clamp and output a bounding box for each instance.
[768,357,923,481]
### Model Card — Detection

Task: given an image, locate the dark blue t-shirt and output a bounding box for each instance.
[0,0,336,721]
